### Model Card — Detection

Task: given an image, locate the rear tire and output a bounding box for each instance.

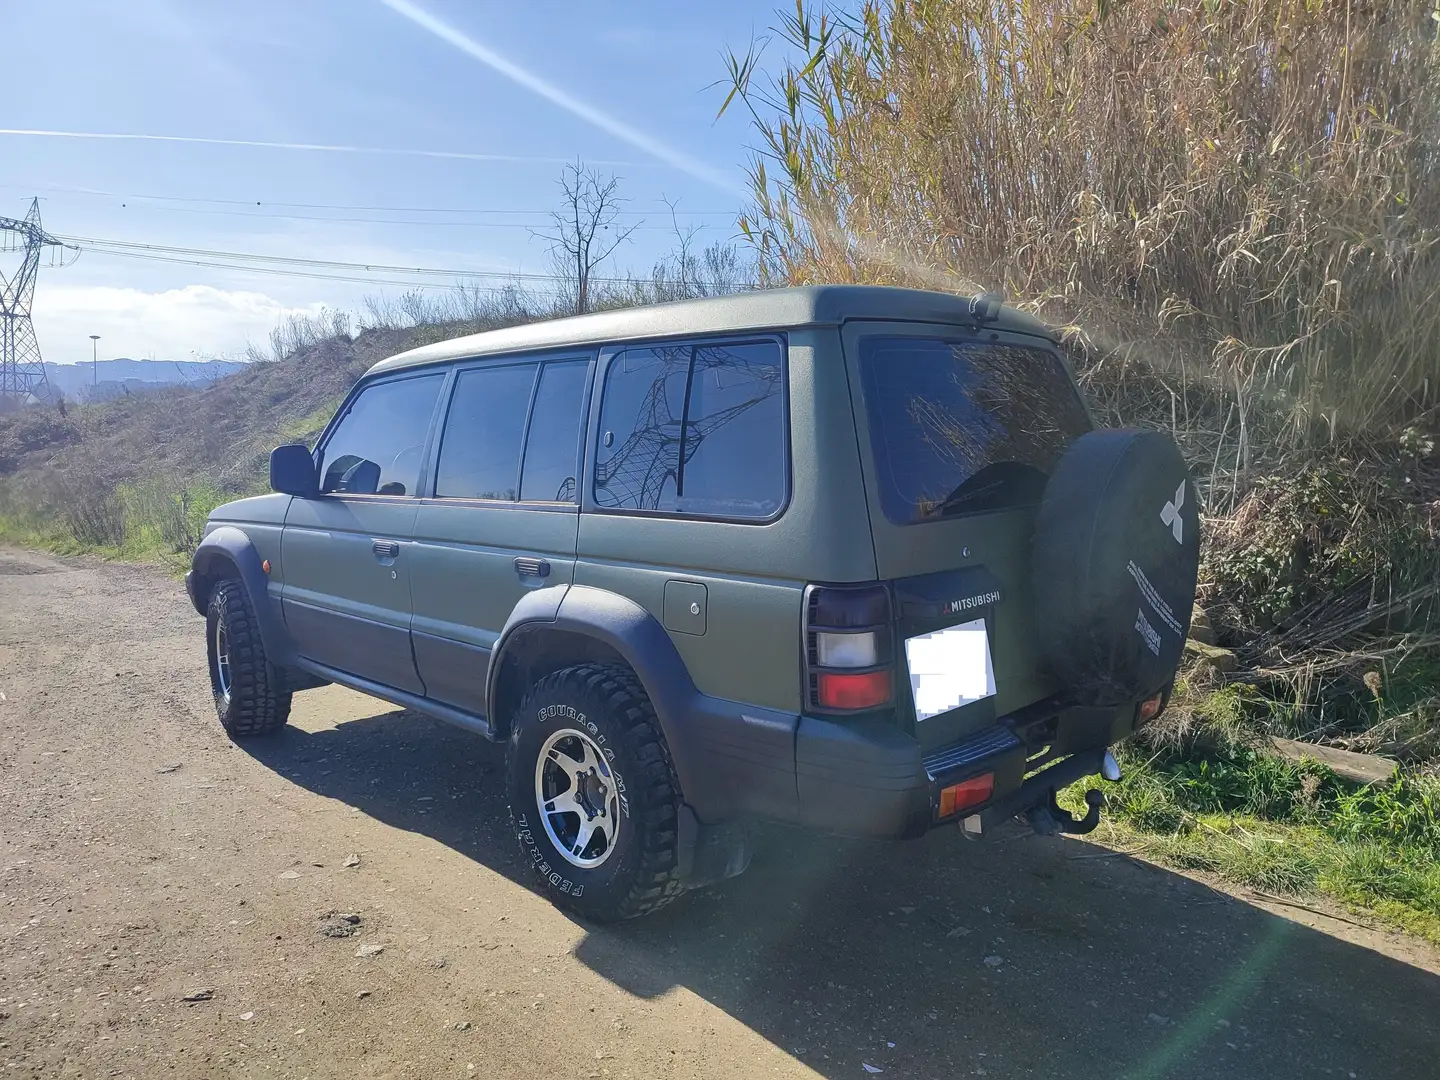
[206,579,291,737]
[507,663,684,922]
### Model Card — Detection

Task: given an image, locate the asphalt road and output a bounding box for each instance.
[2,546,1437,1079]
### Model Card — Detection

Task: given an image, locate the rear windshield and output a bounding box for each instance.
[858,336,1090,524]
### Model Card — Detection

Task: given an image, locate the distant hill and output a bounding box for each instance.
[42,358,246,401]
[0,329,415,480]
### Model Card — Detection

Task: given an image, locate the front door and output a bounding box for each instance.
[409,355,592,715]
[280,370,447,695]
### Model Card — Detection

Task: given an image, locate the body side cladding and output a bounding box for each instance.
[485,584,800,824]
[188,525,295,666]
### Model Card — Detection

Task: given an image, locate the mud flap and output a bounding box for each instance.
[675,806,753,889]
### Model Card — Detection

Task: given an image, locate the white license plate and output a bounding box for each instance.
[904,619,996,722]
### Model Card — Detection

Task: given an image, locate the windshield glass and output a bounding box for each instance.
[859,335,1090,524]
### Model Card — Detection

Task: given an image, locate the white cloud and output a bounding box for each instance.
[31,284,330,364]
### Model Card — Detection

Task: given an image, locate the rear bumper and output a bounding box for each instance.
[783,701,1135,840]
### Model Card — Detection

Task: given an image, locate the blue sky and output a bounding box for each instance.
[5,0,788,364]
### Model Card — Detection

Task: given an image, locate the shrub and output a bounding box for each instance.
[120,475,230,556]
[40,465,127,548]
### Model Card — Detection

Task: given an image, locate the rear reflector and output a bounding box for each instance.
[815,669,892,710]
[1137,692,1165,724]
[939,773,995,818]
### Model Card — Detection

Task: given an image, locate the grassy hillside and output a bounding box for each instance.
[0,326,415,560]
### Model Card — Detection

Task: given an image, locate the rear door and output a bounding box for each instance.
[408,354,593,716]
[281,370,447,694]
[841,322,1092,752]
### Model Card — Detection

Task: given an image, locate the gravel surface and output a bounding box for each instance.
[2,546,1438,1079]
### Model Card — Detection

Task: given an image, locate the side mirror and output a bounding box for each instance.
[270,443,318,497]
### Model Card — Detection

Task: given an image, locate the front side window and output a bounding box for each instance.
[319,373,445,496]
[434,364,538,500]
[594,339,786,520]
[859,336,1090,524]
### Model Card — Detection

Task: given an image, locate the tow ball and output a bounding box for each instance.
[1026,750,1121,836]
[1029,788,1105,836]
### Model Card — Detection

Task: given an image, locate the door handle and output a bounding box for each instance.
[513,557,551,579]
[372,539,400,559]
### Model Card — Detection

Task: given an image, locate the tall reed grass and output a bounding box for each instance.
[724,0,1440,439]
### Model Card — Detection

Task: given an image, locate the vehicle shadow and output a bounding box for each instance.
[241,704,1440,1080]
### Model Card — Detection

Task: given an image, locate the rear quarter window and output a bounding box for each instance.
[593,338,787,520]
[859,336,1090,524]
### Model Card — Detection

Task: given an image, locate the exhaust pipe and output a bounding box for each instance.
[1101,750,1122,782]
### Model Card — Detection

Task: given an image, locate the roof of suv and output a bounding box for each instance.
[367,285,1055,377]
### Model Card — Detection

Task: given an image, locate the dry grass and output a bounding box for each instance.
[725,0,1440,439]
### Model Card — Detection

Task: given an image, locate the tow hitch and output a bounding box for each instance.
[1022,751,1121,836]
[966,749,1121,839]
[1028,788,1104,835]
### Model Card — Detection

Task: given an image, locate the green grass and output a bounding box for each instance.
[0,476,236,571]
[1064,741,1440,943]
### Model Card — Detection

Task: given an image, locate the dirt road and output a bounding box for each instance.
[2,547,1438,1080]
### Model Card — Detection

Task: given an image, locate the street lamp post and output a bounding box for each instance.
[89,335,100,390]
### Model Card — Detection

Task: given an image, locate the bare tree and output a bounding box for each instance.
[533,161,640,315]
[659,196,702,301]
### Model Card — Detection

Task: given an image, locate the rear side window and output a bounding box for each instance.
[594,339,786,520]
[435,364,537,500]
[859,336,1090,524]
[319,373,445,496]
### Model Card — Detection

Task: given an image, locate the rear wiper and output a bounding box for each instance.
[925,476,1008,519]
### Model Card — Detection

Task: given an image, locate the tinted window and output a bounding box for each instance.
[594,345,690,513]
[594,339,785,519]
[319,373,445,496]
[435,364,537,500]
[859,336,1090,524]
[520,360,590,502]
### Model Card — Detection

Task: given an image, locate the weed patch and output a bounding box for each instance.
[1065,740,1440,941]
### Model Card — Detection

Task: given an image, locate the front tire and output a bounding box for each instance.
[206,579,291,737]
[507,664,683,921]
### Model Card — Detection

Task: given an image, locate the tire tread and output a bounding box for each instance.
[208,580,291,737]
[513,662,684,921]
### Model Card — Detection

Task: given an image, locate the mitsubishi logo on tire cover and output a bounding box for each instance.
[1160,482,1185,544]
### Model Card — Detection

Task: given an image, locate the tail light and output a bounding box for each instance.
[805,583,893,713]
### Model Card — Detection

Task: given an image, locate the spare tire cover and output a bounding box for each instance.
[1032,429,1200,706]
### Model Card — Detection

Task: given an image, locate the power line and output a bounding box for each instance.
[2,182,739,217]
[83,248,526,291]
[61,233,560,279]
[60,233,751,291]
[134,204,701,231]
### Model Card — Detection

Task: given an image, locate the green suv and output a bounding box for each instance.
[187,286,1200,921]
